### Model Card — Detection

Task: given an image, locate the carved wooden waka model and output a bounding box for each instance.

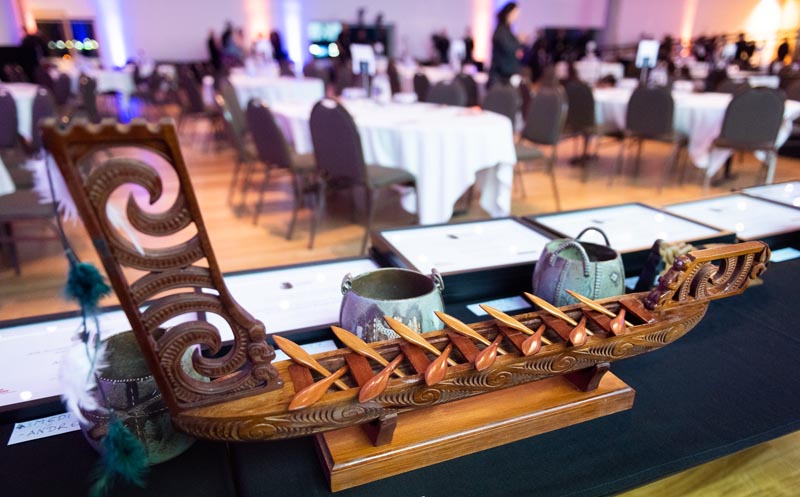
[42,120,771,444]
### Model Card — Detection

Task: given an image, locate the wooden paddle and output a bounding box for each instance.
[359,354,405,402]
[424,344,453,386]
[288,366,348,411]
[434,311,510,355]
[565,289,633,328]
[474,335,503,371]
[273,335,349,390]
[331,325,406,378]
[384,316,458,366]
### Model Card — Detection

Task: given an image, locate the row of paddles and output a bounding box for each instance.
[277,291,632,411]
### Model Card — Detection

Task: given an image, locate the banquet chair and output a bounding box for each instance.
[28,88,57,155]
[613,86,687,191]
[715,79,750,95]
[52,73,72,107]
[427,80,467,106]
[455,73,479,106]
[0,90,19,150]
[177,69,224,149]
[246,100,317,237]
[515,87,568,209]
[302,61,330,85]
[0,189,59,275]
[562,80,621,181]
[219,79,248,133]
[309,99,418,253]
[518,79,532,121]
[216,93,255,207]
[413,73,430,102]
[77,75,101,123]
[786,80,800,102]
[703,87,786,189]
[482,84,519,126]
[32,66,54,90]
[387,60,402,95]
[2,64,27,82]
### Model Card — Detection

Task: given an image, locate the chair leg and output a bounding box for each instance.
[287,174,304,241]
[633,138,643,178]
[702,150,714,192]
[252,166,272,225]
[611,137,626,186]
[228,158,243,207]
[549,148,561,211]
[659,142,681,194]
[581,133,591,182]
[361,188,376,255]
[514,161,527,198]
[239,159,257,209]
[309,181,326,250]
[0,222,20,276]
[764,150,776,184]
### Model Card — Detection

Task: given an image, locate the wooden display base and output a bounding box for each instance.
[315,372,635,492]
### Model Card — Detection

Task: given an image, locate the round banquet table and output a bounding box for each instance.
[593,87,800,182]
[58,67,135,110]
[555,60,625,85]
[229,73,325,109]
[271,99,516,224]
[395,64,489,95]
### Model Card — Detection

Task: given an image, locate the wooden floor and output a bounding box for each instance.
[1,129,798,495]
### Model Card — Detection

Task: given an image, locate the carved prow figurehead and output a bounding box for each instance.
[644,241,770,311]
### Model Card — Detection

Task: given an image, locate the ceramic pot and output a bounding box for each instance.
[532,227,624,307]
[80,331,194,464]
[340,268,445,342]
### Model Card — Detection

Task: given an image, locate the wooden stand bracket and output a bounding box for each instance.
[315,371,635,492]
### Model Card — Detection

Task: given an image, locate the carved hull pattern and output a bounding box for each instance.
[173,304,707,442]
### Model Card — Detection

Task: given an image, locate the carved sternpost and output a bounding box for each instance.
[42,119,282,414]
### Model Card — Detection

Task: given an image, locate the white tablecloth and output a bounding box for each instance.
[593,87,800,179]
[271,100,516,224]
[396,64,489,95]
[60,67,135,109]
[229,73,325,109]
[555,60,625,84]
[0,83,40,195]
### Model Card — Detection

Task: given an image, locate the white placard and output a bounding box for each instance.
[532,204,721,252]
[466,296,530,317]
[665,194,800,240]
[380,219,551,274]
[273,340,338,363]
[7,412,80,445]
[206,258,379,341]
[0,310,131,408]
[635,40,660,69]
[742,182,800,208]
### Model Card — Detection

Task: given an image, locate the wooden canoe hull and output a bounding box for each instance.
[172,300,707,442]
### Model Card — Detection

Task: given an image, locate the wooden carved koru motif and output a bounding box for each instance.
[644,241,770,311]
[42,119,282,413]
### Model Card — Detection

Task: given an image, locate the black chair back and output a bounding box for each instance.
[413,73,430,102]
[216,93,249,161]
[309,99,367,186]
[0,90,18,148]
[521,87,568,146]
[219,80,246,130]
[180,70,206,113]
[246,99,293,169]
[455,74,479,106]
[715,79,750,95]
[427,80,467,106]
[302,61,329,83]
[279,60,295,77]
[718,87,785,148]
[3,64,27,82]
[52,73,72,105]
[787,80,800,102]
[626,86,674,138]
[518,81,532,119]
[387,61,401,95]
[79,75,100,123]
[30,88,56,152]
[563,80,596,134]
[33,66,54,90]
[481,84,518,128]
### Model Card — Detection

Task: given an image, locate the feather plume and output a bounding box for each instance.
[89,417,148,497]
[60,338,108,424]
[29,155,78,222]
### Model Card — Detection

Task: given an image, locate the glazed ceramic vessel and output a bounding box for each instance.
[340,268,445,342]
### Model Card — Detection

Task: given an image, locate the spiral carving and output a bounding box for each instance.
[42,120,283,413]
[645,242,770,310]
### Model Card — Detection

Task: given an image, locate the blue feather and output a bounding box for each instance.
[64,262,111,311]
[89,417,149,497]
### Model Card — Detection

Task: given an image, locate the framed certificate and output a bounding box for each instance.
[206,257,380,343]
[741,181,800,209]
[371,218,554,303]
[524,203,735,275]
[665,194,800,247]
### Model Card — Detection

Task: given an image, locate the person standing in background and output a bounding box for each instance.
[207,30,221,72]
[489,2,522,87]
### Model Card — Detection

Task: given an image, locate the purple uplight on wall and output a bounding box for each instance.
[94,0,127,67]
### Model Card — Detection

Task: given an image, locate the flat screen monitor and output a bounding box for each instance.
[307,21,342,43]
[351,43,376,75]
[635,39,660,69]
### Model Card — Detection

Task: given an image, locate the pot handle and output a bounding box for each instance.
[430,268,445,292]
[576,227,612,247]
[341,273,353,295]
[549,240,591,277]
